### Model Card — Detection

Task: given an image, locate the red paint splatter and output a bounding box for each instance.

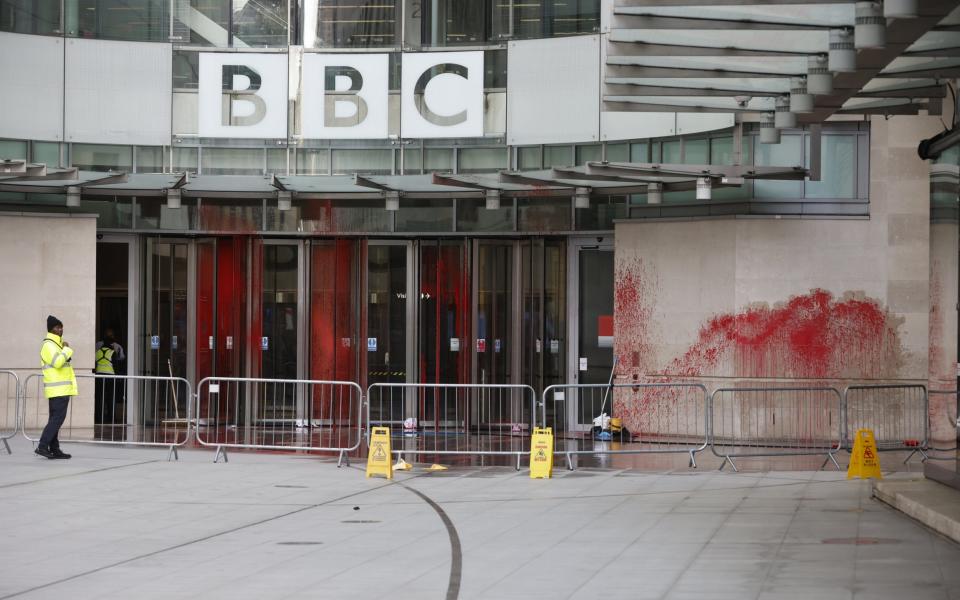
[667,289,902,380]
[613,256,658,377]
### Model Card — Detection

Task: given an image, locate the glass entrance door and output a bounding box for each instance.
[474,242,514,385]
[570,238,614,429]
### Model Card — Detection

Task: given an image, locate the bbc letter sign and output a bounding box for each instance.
[401,51,483,139]
[199,53,288,139]
[302,53,389,140]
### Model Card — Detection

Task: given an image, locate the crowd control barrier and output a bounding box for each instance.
[195,377,363,464]
[710,387,843,472]
[843,384,928,462]
[0,370,19,454]
[366,383,537,470]
[22,373,191,460]
[541,383,709,469]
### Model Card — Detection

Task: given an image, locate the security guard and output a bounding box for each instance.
[94,329,123,423]
[38,315,75,459]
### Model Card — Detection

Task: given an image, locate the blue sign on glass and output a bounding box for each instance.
[494,339,501,353]
[261,336,269,351]
[367,337,377,352]
[150,335,160,350]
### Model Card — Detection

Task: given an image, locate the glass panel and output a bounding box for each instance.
[198,200,263,232]
[575,144,601,166]
[0,140,27,160]
[32,142,60,167]
[543,146,572,168]
[79,198,134,229]
[630,142,648,162]
[232,0,288,47]
[315,0,398,48]
[70,0,169,41]
[684,138,708,164]
[550,0,599,35]
[513,0,543,39]
[458,148,507,173]
[518,197,570,231]
[95,241,129,426]
[423,0,507,46]
[754,134,803,199]
[332,149,392,175]
[517,146,541,170]
[72,144,132,171]
[711,137,735,165]
[395,198,452,232]
[173,1,229,47]
[259,244,299,389]
[296,149,330,175]
[577,247,613,423]
[423,148,453,172]
[576,195,625,230]
[521,240,565,399]
[173,147,198,172]
[476,243,512,386]
[1,0,60,35]
[366,244,406,388]
[266,148,288,174]
[172,50,199,89]
[419,240,470,387]
[201,147,263,175]
[806,134,856,199]
[135,198,196,230]
[136,146,165,173]
[457,198,513,232]
[606,143,629,163]
[299,199,390,233]
[143,239,188,399]
[661,140,681,163]
[402,148,422,173]
[308,239,359,387]
[484,49,507,88]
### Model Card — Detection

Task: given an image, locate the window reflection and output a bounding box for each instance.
[0,0,60,35]
[315,0,398,48]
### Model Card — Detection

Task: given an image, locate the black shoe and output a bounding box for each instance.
[35,445,56,459]
[50,447,71,460]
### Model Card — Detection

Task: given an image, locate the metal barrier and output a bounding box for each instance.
[366,383,537,470]
[925,389,957,455]
[843,384,928,462]
[0,370,19,454]
[710,387,843,472]
[541,383,709,469]
[195,377,363,464]
[22,373,192,460]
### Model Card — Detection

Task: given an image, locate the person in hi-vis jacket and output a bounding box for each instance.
[38,315,76,459]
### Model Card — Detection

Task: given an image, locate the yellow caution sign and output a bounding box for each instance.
[530,427,554,479]
[366,426,393,479]
[847,428,882,480]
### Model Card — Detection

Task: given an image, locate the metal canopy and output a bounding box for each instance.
[0,163,811,203]
[606,0,960,121]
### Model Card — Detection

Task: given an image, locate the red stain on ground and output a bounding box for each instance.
[666,289,902,380]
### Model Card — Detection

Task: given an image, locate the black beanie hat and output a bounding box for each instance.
[46,315,63,332]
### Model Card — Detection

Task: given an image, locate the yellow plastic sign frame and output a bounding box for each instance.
[367,426,393,479]
[530,427,554,479]
[847,428,882,480]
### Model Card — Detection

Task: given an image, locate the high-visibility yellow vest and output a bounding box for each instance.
[95,346,115,374]
[40,333,77,399]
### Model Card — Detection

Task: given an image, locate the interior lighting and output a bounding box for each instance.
[760,112,781,144]
[574,187,590,209]
[829,28,857,72]
[855,1,886,49]
[646,182,662,204]
[66,186,80,207]
[774,96,796,129]
[384,190,400,211]
[485,188,501,210]
[807,55,833,95]
[790,77,814,113]
[277,190,292,211]
[166,187,182,209]
[696,177,712,201]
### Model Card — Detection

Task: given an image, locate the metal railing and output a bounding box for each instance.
[843,384,928,462]
[541,383,709,469]
[710,386,843,472]
[0,370,19,454]
[366,383,537,470]
[195,377,363,465]
[21,373,192,460]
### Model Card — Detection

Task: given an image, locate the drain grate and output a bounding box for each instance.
[277,541,323,546]
[341,520,381,524]
[822,537,900,545]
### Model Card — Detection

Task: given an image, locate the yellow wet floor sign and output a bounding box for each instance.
[366,426,393,479]
[530,427,554,479]
[847,428,882,480]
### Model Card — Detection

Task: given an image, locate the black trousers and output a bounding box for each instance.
[39,396,70,449]
[94,378,115,423]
